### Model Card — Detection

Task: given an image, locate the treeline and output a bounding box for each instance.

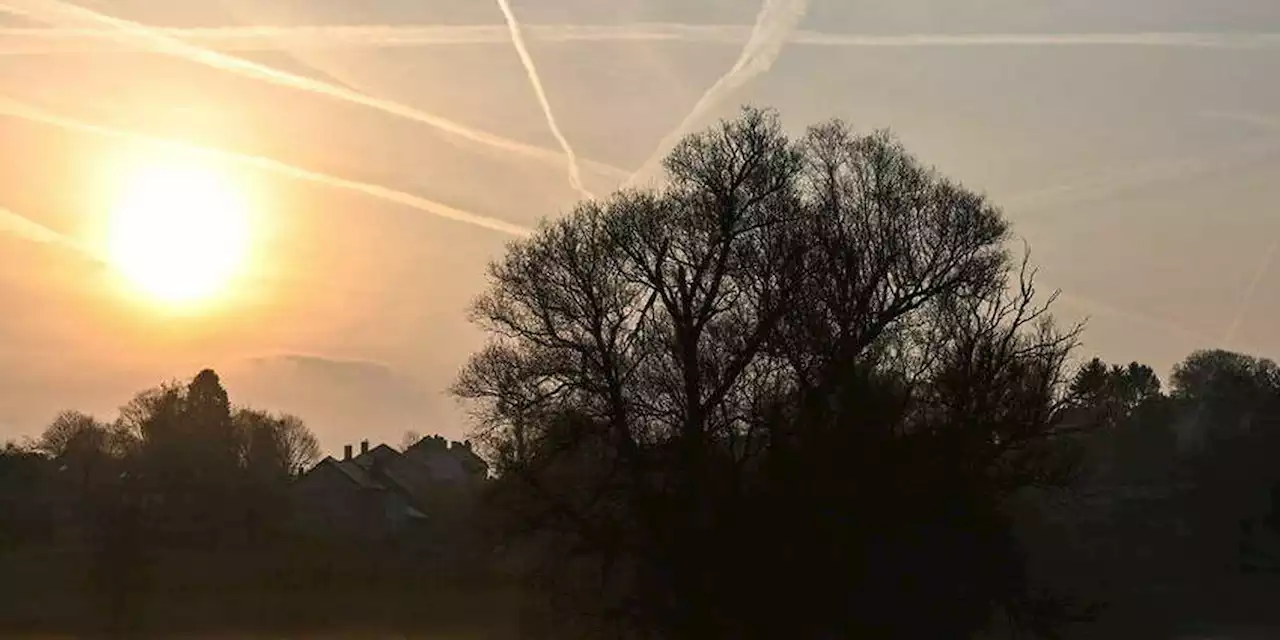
[455,108,1280,638]
[1022,350,1280,637]
[1,369,319,550]
[0,370,511,637]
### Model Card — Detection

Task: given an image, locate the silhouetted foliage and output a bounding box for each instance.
[1015,348,1280,638]
[236,409,320,477]
[457,107,1090,638]
[0,369,347,635]
[0,441,54,545]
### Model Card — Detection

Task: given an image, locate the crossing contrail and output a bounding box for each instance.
[626,0,810,187]
[1208,110,1280,348]
[0,0,628,181]
[3,24,1279,53]
[494,0,593,200]
[0,97,533,237]
[1224,241,1277,346]
[1005,140,1280,216]
[1055,291,1210,346]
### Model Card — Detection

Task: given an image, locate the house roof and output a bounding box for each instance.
[352,444,399,469]
[299,440,487,509]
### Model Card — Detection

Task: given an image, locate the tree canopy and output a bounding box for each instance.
[456,107,1088,638]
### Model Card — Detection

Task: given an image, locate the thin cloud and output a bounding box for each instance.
[4,24,1280,53]
[494,0,593,200]
[0,97,533,237]
[0,0,628,181]
[626,0,810,187]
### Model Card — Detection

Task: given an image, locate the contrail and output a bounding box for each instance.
[4,24,1280,53]
[0,204,101,259]
[494,0,593,200]
[0,207,64,245]
[0,97,533,236]
[789,31,1280,48]
[1055,291,1209,345]
[0,24,741,52]
[626,0,810,187]
[1208,109,1279,348]
[1224,240,1278,346]
[1203,110,1280,132]
[1006,139,1280,216]
[0,0,628,181]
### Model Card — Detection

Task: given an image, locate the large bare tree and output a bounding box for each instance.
[457,107,1085,638]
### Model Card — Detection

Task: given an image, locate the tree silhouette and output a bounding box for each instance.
[235,409,320,477]
[457,107,1089,638]
[0,441,54,545]
[37,410,107,459]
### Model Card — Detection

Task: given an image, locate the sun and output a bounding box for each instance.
[107,155,252,308]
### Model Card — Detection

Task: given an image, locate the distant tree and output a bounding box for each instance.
[235,409,288,476]
[401,430,423,451]
[1136,349,1280,622]
[116,381,181,440]
[38,410,107,459]
[115,370,246,544]
[1119,362,1163,407]
[458,107,1088,638]
[184,369,239,472]
[235,409,320,476]
[273,414,321,474]
[0,441,54,544]
[1070,358,1112,407]
[1171,349,1279,418]
[1069,359,1164,425]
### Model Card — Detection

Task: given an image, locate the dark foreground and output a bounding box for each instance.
[0,542,523,638]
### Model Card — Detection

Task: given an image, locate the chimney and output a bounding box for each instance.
[343,444,353,461]
[360,440,370,455]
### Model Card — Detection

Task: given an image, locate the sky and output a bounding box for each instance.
[1,0,1279,453]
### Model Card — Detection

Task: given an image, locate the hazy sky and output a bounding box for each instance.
[2,0,1279,453]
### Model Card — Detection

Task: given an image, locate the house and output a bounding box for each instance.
[289,436,488,542]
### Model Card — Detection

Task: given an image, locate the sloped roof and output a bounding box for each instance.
[307,456,386,490]
[298,440,486,510]
[352,444,399,470]
[403,439,488,481]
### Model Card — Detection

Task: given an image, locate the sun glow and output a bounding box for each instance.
[107,155,252,308]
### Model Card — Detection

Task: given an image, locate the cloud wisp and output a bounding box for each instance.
[0,97,533,237]
[494,0,593,200]
[0,0,628,181]
[626,0,810,187]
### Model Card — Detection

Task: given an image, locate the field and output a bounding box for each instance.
[0,542,525,638]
